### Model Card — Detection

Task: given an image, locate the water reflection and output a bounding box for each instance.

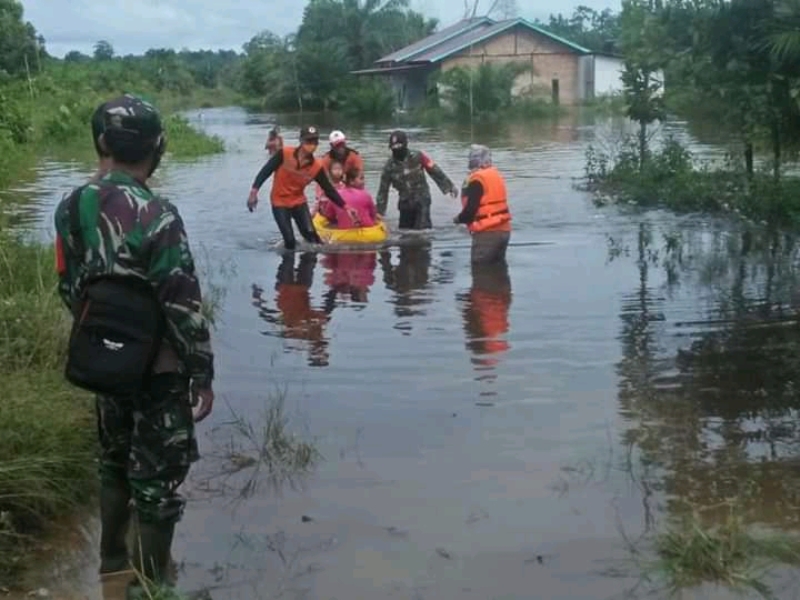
[320,251,377,307]
[379,244,433,333]
[251,252,331,367]
[458,261,513,396]
[614,220,800,533]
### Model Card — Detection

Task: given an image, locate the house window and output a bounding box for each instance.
[551,78,560,104]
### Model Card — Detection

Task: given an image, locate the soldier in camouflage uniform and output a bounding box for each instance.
[54,94,215,597]
[376,129,459,230]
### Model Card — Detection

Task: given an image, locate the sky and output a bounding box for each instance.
[19,0,621,58]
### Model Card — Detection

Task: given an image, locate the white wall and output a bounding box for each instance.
[594,55,625,96]
[593,54,666,98]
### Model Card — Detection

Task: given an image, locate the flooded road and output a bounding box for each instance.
[9,107,800,599]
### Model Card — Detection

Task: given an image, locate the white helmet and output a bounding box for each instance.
[329,130,346,147]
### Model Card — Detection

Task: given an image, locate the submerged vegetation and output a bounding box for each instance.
[648,507,800,598]
[198,393,321,506]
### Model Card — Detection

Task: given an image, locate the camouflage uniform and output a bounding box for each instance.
[376,149,457,230]
[55,169,212,511]
[55,97,213,591]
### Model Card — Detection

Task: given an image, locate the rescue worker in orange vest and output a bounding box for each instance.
[321,130,363,175]
[453,144,511,265]
[461,261,512,379]
[248,126,359,251]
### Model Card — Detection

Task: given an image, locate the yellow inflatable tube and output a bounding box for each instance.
[312,212,389,245]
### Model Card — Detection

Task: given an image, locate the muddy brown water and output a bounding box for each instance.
[7,107,800,599]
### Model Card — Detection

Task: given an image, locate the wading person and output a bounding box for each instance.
[321,129,363,175]
[376,129,458,230]
[54,94,215,598]
[247,125,359,250]
[453,144,511,264]
[265,125,283,156]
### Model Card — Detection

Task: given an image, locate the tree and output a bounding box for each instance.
[64,50,90,63]
[619,0,667,168]
[535,5,621,53]
[487,0,518,19]
[93,40,114,61]
[0,0,44,76]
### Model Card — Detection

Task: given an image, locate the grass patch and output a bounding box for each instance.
[644,505,800,598]
[0,231,96,582]
[199,392,321,504]
[583,134,800,229]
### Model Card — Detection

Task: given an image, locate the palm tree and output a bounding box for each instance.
[766,0,800,63]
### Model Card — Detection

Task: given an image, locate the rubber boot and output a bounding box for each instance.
[100,571,134,600]
[126,521,175,600]
[99,483,133,575]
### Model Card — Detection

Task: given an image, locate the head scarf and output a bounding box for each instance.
[468,144,492,170]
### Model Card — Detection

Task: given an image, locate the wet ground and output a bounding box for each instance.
[8,107,800,599]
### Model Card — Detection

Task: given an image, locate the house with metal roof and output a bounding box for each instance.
[352,17,630,110]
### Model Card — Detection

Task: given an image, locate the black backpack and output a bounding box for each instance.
[64,185,166,396]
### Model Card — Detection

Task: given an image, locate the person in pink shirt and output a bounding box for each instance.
[314,159,345,218]
[321,166,378,229]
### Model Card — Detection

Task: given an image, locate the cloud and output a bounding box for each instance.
[19,0,621,57]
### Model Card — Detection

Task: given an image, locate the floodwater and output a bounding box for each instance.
[8,106,800,599]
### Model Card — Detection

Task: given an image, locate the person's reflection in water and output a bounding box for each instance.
[251,252,331,367]
[321,251,377,308]
[460,260,512,394]
[379,243,432,331]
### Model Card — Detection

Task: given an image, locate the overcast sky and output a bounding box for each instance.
[19,0,620,58]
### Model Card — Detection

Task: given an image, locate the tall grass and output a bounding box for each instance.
[0,230,96,578]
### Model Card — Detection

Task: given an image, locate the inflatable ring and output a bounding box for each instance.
[313,213,389,245]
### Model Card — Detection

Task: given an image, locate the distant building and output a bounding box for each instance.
[352,17,658,110]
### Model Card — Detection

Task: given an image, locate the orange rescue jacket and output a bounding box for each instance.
[462,166,511,233]
[271,146,324,208]
[321,149,363,175]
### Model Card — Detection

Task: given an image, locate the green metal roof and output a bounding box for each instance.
[418,18,592,64]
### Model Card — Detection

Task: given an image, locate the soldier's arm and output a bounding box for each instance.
[146,205,215,389]
[420,152,457,194]
[251,150,283,192]
[376,160,392,215]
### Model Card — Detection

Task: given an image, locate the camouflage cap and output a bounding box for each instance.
[103,94,163,140]
[389,129,408,149]
[299,125,319,142]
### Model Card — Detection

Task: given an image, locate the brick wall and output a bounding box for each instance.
[439,26,583,104]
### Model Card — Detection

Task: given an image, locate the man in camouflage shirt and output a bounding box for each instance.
[53,94,214,595]
[376,129,458,230]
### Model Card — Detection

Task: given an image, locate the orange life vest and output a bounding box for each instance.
[461,166,511,233]
[271,147,323,208]
[321,149,363,176]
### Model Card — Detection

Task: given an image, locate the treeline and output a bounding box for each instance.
[586,0,800,230]
[1,0,627,123]
[619,0,800,176]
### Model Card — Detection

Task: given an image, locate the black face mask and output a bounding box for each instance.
[392,146,408,161]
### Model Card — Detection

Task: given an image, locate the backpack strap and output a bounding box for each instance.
[66,185,88,259]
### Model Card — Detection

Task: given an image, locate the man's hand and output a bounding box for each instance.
[449,188,459,198]
[247,189,259,212]
[191,384,214,423]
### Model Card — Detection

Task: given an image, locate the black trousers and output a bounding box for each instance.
[272,204,322,250]
[397,199,432,230]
